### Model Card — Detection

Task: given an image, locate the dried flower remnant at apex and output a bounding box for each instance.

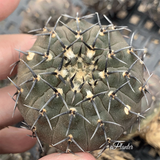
[9,12,152,155]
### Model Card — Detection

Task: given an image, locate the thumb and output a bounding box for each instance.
[39,152,96,160]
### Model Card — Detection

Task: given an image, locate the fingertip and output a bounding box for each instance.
[0,86,23,130]
[0,34,36,80]
[0,0,20,21]
[39,152,96,160]
[0,127,37,153]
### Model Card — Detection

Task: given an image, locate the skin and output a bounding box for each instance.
[0,0,96,159]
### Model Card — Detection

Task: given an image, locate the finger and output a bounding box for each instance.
[0,34,36,80]
[0,86,23,130]
[0,126,37,153]
[39,152,96,160]
[0,0,20,21]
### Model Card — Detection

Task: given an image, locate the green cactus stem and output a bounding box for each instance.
[9,13,151,154]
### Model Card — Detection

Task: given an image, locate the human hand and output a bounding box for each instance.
[0,0,96,159]
[0,0,37,154]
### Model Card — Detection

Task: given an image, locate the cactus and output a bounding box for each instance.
[20,0,79,33]
[9,13,151,154]
[141,0,160,27]
[81,0,136,16]
[119,72,160,156]
[122,72,160,138]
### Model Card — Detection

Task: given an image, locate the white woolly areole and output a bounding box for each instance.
[124,105,131,115]
[72,83,80,92]
[99,71,105,79]
[60,69,68,78]
[46,53,53,61]
[64,48,75,59]
[57,88,63,95]
[27,52,35,61]
[87,49,95,59]
[86,89,93,99]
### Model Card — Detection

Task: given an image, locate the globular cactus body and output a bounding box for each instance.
[10,13,148,153]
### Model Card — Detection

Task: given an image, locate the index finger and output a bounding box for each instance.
[0,0,20,21]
